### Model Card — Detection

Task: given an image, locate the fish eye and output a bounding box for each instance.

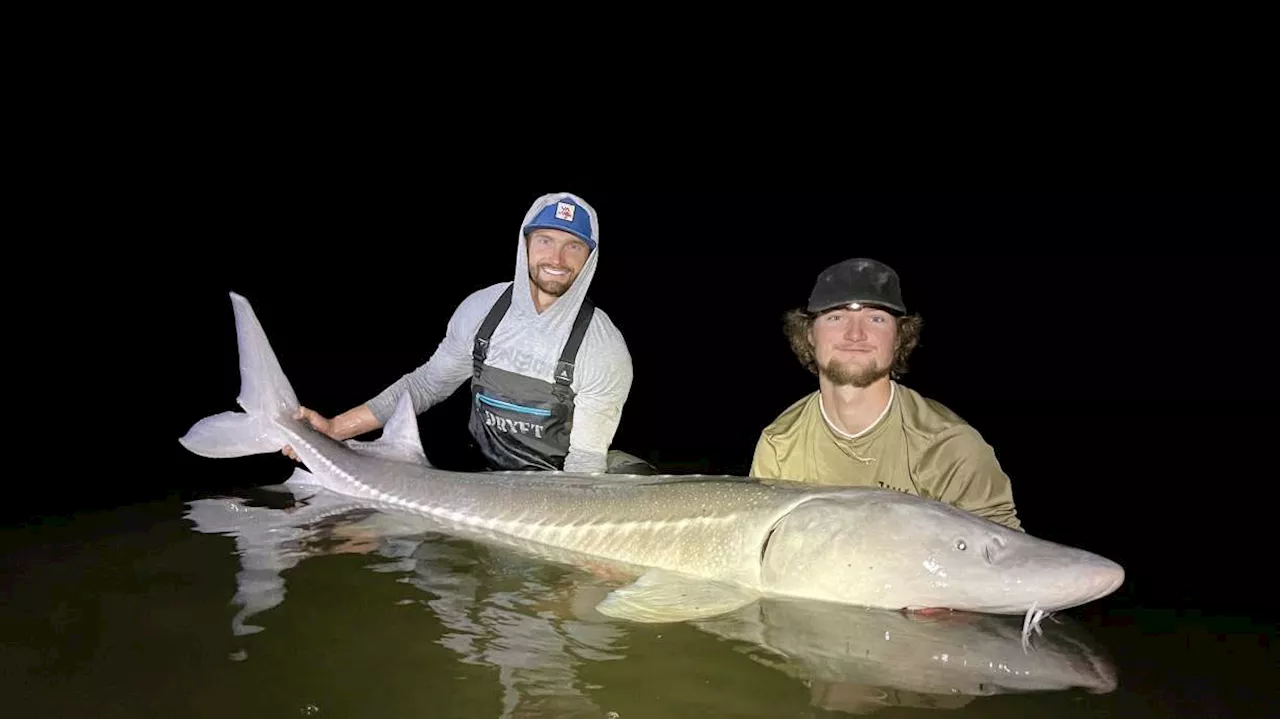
[954,539,967,551]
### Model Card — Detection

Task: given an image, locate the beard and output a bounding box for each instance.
[529,263,577,297]
[818,356,891,388]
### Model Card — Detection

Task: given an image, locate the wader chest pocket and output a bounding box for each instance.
[476,392,552,417]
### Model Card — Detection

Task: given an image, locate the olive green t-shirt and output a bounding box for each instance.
[749,382,1023,531]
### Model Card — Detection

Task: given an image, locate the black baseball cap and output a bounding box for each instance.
[806,258,907,315]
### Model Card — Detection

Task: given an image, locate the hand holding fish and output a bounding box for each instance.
[282,407,335,460]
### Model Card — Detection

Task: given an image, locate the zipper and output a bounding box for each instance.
[476,393,552,417]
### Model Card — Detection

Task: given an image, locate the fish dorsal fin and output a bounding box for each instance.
[345,392,430,466]
[594,569,759,623]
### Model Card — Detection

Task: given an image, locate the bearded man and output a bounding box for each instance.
[286,192,652,475]
[749,257,1023,531]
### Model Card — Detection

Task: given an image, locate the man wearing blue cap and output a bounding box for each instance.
[749,258,1023,531]
[285,192,648,474]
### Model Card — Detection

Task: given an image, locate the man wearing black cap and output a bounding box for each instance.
[282,192,654,475]
[749,258,1022,531]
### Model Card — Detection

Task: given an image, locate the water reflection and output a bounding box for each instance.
[388,536,628,717]
[185,484,1118,716]
[691,597,1116,713]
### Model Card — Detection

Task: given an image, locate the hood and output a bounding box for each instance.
[510,192,600,323]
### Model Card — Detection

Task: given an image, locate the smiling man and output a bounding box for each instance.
[287,192,648,474]
[749,257,1023,531]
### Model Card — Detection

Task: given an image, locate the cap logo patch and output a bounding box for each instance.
[555,202,576,222]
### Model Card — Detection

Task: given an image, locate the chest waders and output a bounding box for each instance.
[467,284,595,471]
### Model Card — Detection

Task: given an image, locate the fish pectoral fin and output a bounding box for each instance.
[594,570,758,623]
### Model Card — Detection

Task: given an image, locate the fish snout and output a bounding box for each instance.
[1063,555,1126,608]
[1094,558,1126,598]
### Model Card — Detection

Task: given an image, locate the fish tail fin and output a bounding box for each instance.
[179,292,299,458]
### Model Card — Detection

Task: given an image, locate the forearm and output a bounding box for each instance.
[329,405,383,441]
[366,371,455,424]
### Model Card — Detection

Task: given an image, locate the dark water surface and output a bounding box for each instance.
[2,483,1273,718]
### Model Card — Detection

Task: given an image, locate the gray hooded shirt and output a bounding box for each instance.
[366,192,633,473]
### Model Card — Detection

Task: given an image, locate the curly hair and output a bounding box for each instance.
[783,307,923,380]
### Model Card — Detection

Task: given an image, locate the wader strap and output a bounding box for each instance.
[471,282,595,391]
[553,298,595,392]
[472,284,514,374]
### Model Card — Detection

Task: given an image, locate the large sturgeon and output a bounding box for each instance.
[179,292,1125,627]
[184,486,1120,707]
